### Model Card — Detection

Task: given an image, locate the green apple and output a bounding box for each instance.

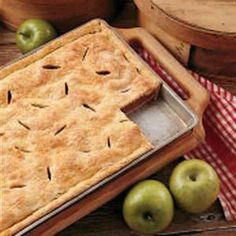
[169,159,220,213]
[16,19,57,54]
[123,180,174,234]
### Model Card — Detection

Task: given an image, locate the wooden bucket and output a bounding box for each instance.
[0,0,119,32]
[135,0,236,78]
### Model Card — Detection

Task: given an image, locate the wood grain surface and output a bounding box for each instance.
[138,12,191,66]
[0,1,235,235]
[0,0,119,32]
[152,0,236,33]
[137,10,236,78]
[135,0,236,50]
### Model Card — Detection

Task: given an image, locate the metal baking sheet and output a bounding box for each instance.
[0,20,197,235]
[128,85,196,147]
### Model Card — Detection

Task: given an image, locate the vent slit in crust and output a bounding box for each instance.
[54,125,67,136]
[121,88,131,93]
[82,104,96,112]
[119,119,129,123]
[42,65,61,70]
[0,132,4,136]
[136,68,141,74]
[47,167,52,181]
[107,136,111,148]
[7,90,12,104]
[17,120,31,130]
[81,150,91,153]
[123,54,129,62]
[10,184,26,189]
[64,82,69,95]
[14,146,31,153]
[82,47,89,61]
[88,31,97,35]
[31,103,48,109]
[96,70,111,76]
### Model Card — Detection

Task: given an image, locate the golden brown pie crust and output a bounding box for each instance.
[0,19,161,235]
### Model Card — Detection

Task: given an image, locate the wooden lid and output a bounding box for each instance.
[135,0,236,50]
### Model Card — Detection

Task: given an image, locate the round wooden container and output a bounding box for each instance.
[134,0,236,78]
[0,0,119,32]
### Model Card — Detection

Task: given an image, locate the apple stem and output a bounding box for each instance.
[190,174,197,181]
[19,32,30,38]
[143,212,153,222]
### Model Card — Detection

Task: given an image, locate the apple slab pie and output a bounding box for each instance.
[0,20,161,235]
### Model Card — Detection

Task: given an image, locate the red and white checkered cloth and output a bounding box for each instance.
[132,44,236,221]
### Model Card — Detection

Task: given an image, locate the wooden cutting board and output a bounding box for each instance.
[12,27,209,235]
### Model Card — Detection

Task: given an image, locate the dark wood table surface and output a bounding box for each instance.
[0,1,235,235]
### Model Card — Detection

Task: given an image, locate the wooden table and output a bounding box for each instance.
[0,1,235,235]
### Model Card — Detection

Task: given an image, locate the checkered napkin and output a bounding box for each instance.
[131,44,236,221]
